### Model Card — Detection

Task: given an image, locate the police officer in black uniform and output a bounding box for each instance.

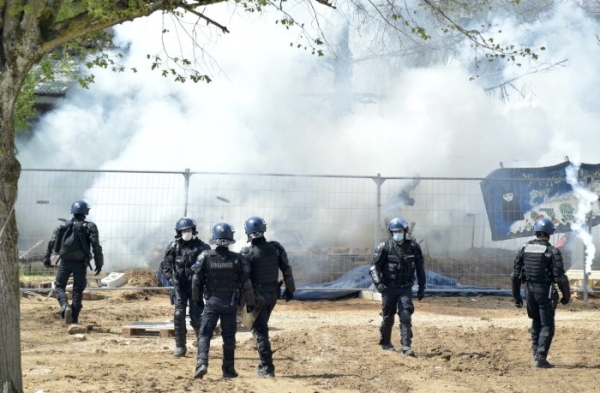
[512,217,571,368]
[240,216,295,377]
[161,217,211,357]
[191,222,257,379]
[43,200,104,325]
[370,217,426,355]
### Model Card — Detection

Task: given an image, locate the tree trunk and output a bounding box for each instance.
[0,8,35,389]
[0,74,24,391]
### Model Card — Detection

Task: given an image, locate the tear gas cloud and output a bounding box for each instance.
[566,163,597,274]
[15,1,600,269]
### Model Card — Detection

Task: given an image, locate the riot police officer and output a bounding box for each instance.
[370,217,426,355]
[161,217,211,357]
[512,217,571,368]
[241,216,295,377]
[191,222,257,379]
[43,200,104,325]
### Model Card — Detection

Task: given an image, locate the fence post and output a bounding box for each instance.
[183,168,191,216]
[372,173,385,250]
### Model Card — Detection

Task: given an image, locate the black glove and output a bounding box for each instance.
[514,297,523,308]
[560,295,570,305]
[43,257,52,268]
[247,305,255,313]
[417,287,425,301]
[375,283,387,294]
[283,289,294,302]
[94,264,102,276]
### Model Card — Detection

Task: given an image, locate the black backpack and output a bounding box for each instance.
[54,220,91,260]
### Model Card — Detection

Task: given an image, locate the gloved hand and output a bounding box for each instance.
[560,295,570,305]
[283,289,294,302]
[94,264,102,276]
[43,257,52,268]
[417,287,425,301]
[375,283,387,294]
[514,297,523,308]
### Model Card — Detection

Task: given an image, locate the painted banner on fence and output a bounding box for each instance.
[480,162,600,241]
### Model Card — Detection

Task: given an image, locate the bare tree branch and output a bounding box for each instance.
[178,1,230,34]
[483,59,569,93]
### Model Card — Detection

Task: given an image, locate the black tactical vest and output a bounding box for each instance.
[249,241,280,288]
[382,240,417,288]
[205,250,240,293]
[172,239,208,276]
[523,241,552,284]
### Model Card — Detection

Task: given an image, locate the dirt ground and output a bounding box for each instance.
[19,270,600,393]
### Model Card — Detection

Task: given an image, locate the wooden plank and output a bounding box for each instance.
[122,326,174,338]
[122,321,175,338]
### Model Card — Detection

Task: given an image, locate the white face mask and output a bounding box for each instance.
[181,232,193,242]
[392,232,405,242]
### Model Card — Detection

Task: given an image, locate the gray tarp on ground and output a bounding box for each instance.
[156,264,506,301]
[292,265,508,300]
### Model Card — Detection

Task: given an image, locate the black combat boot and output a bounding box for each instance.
[174,347,186,357]
[194,363,208,379]
[71,308,80,324]
[401,324,415,357]
[63,305,73,325]
[534,354,554,368]
[222,348,237,378]
[222,366,238,379]
[257,364,275,377]
[173,328,187,357]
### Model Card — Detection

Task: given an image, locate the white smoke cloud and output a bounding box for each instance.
[566,163,598,274]
[18,2,600,175]
[14,1,600,268]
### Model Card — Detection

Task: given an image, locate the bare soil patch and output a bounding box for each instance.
[20,270,600,393]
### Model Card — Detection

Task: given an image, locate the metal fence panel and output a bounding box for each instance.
[17,169,595,291]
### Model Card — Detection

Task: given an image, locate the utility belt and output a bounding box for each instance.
[204,289,240,306]
[254,282,279,293]
[384,280,413,289]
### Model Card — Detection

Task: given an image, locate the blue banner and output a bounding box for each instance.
[480,162,600,241]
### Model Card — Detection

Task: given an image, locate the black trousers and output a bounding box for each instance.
[379,286,414,347]
[525,283,555,357]
[173,277,202,346]
[197,294,238,368]
[251,290,279,367]
[54,260,87,314]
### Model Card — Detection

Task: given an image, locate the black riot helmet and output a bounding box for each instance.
[388,217,409,242]
[210,222,236,246]
[388,217,409,234]
[175,217,198,236]
[533,217,554,237]
[71,200,90,215]
[244,216,267,241]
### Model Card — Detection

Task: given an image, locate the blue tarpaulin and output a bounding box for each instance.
[155,263,504,301]
[293,265,504,300]
[479,161,600,241]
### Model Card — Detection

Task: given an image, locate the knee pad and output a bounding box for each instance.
[400,309,412,324]
[174,309,186,320]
